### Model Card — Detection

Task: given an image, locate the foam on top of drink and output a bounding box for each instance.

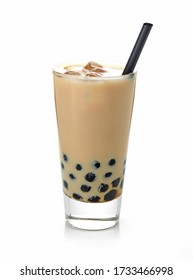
[55,61,123,78]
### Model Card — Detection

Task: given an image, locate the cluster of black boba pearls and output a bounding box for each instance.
[62,157,118,182]
[61,155,124,202]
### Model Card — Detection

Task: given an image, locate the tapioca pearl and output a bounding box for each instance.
[69,173,76,180]
[104,172,112,178]
[123,168,125,175]
[61,162,64,170]
[76,164,82,171]
[112,178,120,188]
[81,184,91,192]
[63,154,68,162]
[124,159,126,165]
[93,161,100,169]
[120,180,124,189]
[108,159,116,166]
[88,196,100,202]
[98,183,109,193]
[73,193,83,200]
[85,172,96,182]
[63,180,68,189]
[104,190,117,201]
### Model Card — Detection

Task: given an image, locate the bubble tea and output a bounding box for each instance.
[53,61,136,230]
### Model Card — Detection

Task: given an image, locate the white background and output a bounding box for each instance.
[0,0,193,278]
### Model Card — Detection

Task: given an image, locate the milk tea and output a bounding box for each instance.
[53,62,136,203]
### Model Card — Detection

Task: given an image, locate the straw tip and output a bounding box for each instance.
[143,22,153,27]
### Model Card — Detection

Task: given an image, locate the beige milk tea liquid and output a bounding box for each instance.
[53,62,136,203]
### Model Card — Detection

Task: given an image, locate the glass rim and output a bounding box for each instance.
[52,63,137,81]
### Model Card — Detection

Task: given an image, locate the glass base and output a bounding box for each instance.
[64,194,122,230]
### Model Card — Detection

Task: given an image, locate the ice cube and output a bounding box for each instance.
[65,70,81,76]
[85,72,103,77]
[83,61,106,73]
[83,61,102,70]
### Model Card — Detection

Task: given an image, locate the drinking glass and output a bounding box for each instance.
[53,63,136,230]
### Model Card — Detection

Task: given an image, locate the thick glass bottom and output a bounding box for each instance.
[64,194,122,230]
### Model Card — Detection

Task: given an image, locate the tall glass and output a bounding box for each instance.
[53,63,136,230]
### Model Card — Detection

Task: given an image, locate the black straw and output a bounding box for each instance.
[122,23,153,75]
